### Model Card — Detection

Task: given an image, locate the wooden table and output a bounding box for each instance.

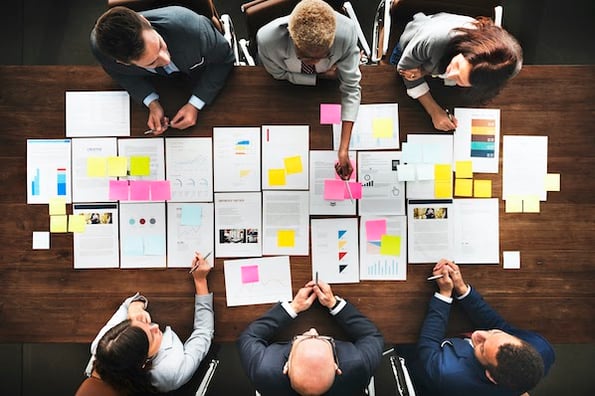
[0,65,593,344]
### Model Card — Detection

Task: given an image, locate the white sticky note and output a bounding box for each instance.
[32,231,50,250]
[503,251,521,269]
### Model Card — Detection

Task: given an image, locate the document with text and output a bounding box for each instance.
[262,125,309,190]
[73,203,119,269]
[407,199,454,263]
[454,108,501,173]
[359,215,407,280]
[311,218,360,284]
[214,192,262,258]
[213,127,261,192]
[72,138,117,203]
[27,139,72,204]
[262,190,309,256]
[166,202,214,268]
[333,103,400,150]
[65,91,130,137]
[119,202,167,268]
[309,150,357,215]
[357,151,405,215]
[166,137,213,202]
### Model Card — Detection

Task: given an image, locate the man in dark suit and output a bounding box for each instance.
[238,279,383,395]
[91,6,234,135]
[415,259,555,396]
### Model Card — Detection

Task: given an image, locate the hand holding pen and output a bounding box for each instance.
[444,109,457,131]
[189,251,212,275]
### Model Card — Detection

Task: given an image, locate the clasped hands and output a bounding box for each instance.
[147,100,199,135]
[431,259,469,298]
[290,279,337,314]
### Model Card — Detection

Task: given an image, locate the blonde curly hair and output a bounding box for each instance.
[288,0,336,55]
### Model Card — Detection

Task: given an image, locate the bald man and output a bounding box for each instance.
[238,280,383,395]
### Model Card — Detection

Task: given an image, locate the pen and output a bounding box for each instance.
[344,180,354,203]
[445,109,454,122]
[315,271,319,287]
[189,251,212,273]
[426,274,444,281]
[143,121,170,135]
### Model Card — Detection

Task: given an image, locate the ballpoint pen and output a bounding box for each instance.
[315,271,319,287]
[445,109,454,122]
[426,274,444,281]
[344,180,354,203]
[143,121,170,135]
[189,251,212,273]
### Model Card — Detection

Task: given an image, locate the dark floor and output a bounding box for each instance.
[1,0,594,395]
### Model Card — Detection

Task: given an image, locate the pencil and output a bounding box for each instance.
[189,251,212,273]
[426,274,444,281]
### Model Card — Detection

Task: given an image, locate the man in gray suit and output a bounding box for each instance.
[91,6,234,135]
[257,0,361,179]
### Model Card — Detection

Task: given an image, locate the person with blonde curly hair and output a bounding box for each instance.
[257,0,361,180]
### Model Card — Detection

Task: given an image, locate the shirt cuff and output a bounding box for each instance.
[127,292,149,309]
[329,297,346,316]
[456,285,472,300]
[188,95,206,110]
[281,301,298,319]
[143,92,160,107]
[433,292,453,304]
[407,82,430,99]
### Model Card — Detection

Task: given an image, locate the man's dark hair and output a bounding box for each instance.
[487,340,545,392]
[93,6,151,63]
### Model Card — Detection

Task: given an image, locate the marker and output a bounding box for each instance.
[426,274,444,281]
[189,251,212,273]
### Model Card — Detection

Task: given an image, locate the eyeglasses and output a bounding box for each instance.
[289,334,340,371]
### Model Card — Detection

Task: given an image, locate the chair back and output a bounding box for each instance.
[74,376,121,396]
[108,0,222,32]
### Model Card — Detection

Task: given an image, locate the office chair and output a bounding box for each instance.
[371,0,502,64]
[107,0,242,64]
[239,0,370,65]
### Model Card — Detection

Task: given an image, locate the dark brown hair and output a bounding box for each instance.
[487,340,544,392]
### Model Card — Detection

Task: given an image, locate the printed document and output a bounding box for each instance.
[214,192,262,258]
[213,127,261,192]
[72,138,117,202]
[407,199,454,263]
[503,135,548,201]
[309,150,357,215]
[404,134,453,199]
[262,125,309,190]
[119,202,167,268]
[118,138,165,181]
[357,151,405,215]
[65,91,130,137]
[27,139,72,204]
[333,103,400,150]
[262,191,309,256]
[311,218,360,284]
[167,202,214,268]
[454,108,500,173]
[452,199,499,264]
[73,203,119,269]
[360,215,407,280]
[166,137,213,202]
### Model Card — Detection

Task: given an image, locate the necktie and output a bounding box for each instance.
[301,61,316,74]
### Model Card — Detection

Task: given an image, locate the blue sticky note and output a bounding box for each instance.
[122,236,144,256]
[144,235,166,256]
[181,205,202,226]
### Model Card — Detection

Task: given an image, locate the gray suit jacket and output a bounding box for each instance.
[256,13,361,122]
[90,6,234,106]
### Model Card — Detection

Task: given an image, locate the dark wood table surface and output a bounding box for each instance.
[0,65,593,344]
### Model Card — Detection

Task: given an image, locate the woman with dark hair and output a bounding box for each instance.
[390,12,522,131]
[83,253,214,395]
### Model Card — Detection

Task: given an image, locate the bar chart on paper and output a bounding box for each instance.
[27,139,72,204]
[359,215,407,280]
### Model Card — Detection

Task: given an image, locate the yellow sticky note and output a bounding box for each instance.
[522,195,540,213]
[372,118,393,138]
[455,178,473,197]
[68,214,87,233]
[268,169,286,186]
[435,180,452,198]
[380,235,401,256]
[48,197,66,215]
[284,156,303,174]
[107,156,128,177]
[434,164,452,181]
[505,196,523,213]
[50,215,68,233]
[87,157,107,177]
[129,156,151,176]
[277,230,295,247]
[455,160,473,178]
[545,173,560,192]
[474,180,492,198]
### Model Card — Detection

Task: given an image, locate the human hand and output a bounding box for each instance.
[128,301,151,323]
[432,258,455,298]
[398,67,424,81]
[444,261,467,296]
[290,284,317,314]
[318,65,338,80]
[430,109,457,131]
[335,151,353,181]
[170,103,198,130]
[147,100,169,135]
[309,279,336,309]
[190,251,212,280]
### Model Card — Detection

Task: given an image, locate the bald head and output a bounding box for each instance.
[287,337,337,395]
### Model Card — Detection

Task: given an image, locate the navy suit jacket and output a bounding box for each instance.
[414,287,555,396]
[237,301,384,396]
[90,6,234,106]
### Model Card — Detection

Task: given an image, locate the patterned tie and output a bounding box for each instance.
[301,61,316,74]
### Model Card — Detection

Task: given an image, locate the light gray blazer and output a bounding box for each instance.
[257,13,361,122]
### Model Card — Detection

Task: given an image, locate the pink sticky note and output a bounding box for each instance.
[241,265,259,284]
[151,180,171,201]
[108,180,129,201]
[334,160,356,181]
[324,179,345,200]
[344,181,362,199]
[366,219,387,241]
[320,104,342,125]
[129,180,151,200]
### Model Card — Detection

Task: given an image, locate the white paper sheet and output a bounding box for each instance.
[359,215,407,280]
[214,192,262,258]
[357,151,405,215]
[454,108,501,173]
[309,150,357,215]
[73,203,120,269]
[452,199,499,264]
[119,202,167,268]
[65,91,130,137]
[262,125,309,190]
[404,134,454,199]
[407,199,454,263]
[166,137,213,202]
[27,139,72,204]
[213,127,261,192]
[224,256,292,307]
[118,138,165,181]
[262,191,309,256]
[166,202,214,268]
[311,218,360,284]
[32,231,50,250]
[503,135,548,201]
[332,103,400,150]
[72,138,117,203]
